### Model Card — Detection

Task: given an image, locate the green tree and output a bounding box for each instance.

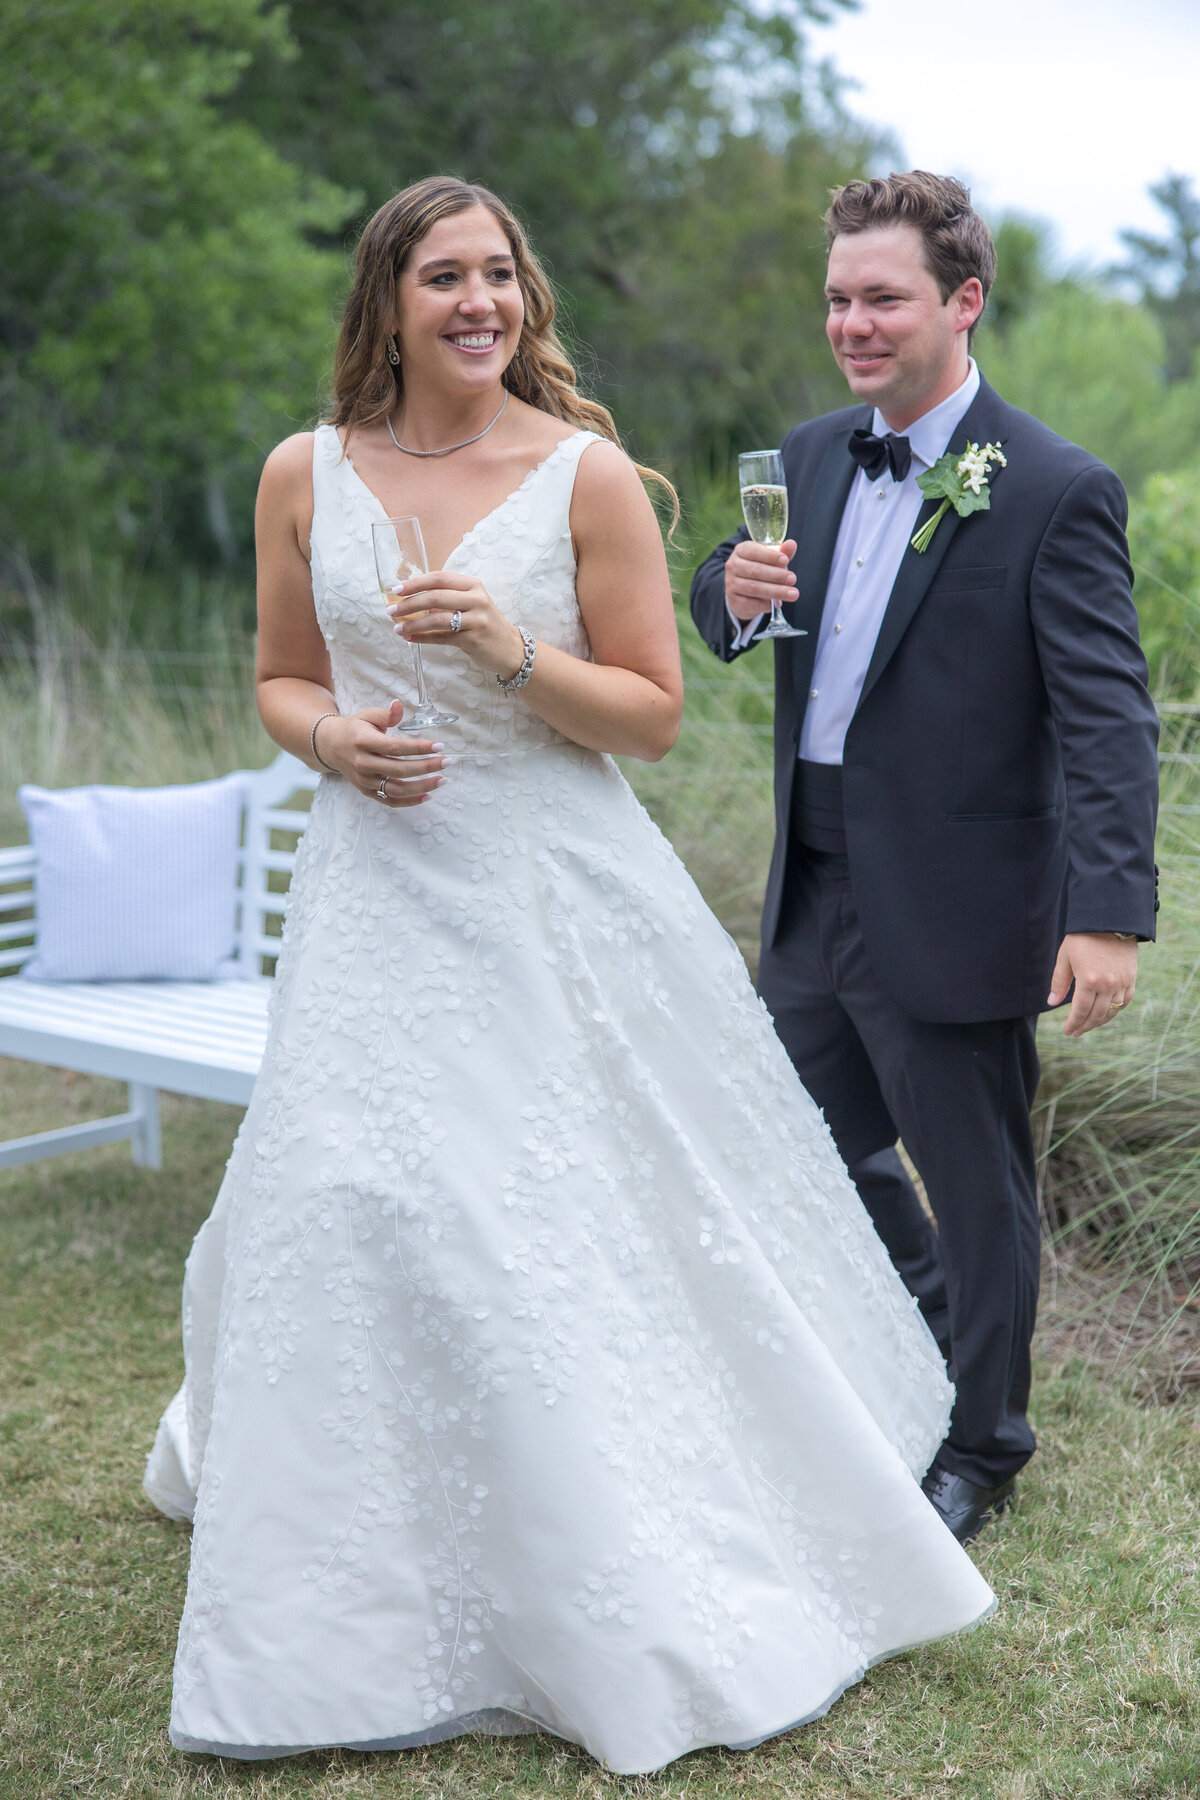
[1114,173,1200,382]
[606,124,872,464]
[978,283,1200,493]
[1128,460,1200,696]
[0,0,355,570]
[227,0,875,463]
[978,215,1055,340]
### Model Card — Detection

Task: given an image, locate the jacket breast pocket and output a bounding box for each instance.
[930,565,1008,596]
[948,806,1059,824]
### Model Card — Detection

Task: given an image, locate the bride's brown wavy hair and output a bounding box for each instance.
[329,176,677,528]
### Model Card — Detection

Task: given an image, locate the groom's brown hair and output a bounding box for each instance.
[824,172,996,320]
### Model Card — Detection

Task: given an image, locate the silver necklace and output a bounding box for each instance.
[386,390,509,458]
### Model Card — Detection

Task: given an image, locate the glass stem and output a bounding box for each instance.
[411,645,430,707]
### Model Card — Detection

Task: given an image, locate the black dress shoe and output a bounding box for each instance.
[921,1464,1017,1543]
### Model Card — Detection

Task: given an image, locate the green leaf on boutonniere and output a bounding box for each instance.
[911,441,1007,553]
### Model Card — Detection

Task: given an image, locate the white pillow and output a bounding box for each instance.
[18,774,246,981]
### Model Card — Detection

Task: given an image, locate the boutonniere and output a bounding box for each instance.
[910,441,1007,554]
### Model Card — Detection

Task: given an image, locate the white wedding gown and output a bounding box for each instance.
[145,425,994,1773]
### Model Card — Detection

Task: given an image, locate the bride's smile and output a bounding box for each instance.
[393,208,524,407]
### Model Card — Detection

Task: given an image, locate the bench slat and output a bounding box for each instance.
[0,847,36,880]
[258,807,310,834]
[0,1023,261,1103]
[245,891,288,914]
[248,935,288,958]
[0,978,269,1030]
[0,979,272,1103]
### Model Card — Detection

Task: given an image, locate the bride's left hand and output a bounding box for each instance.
[387,572,526,682]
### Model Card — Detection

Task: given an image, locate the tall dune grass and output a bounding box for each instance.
[1035,711,1200,1307]
[2,549,1197,1351]
[0,623,268,847]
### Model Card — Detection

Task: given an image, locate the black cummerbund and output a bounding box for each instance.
[793,758,847,853]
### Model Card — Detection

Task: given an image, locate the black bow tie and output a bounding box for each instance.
[848,428,912,483]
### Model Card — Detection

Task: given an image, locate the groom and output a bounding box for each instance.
[691,172,1159,1543]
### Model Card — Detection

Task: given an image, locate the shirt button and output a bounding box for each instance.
[834,624,843,633]
[855,556,864,566]
[877,489,885,499]
[810,688,819,699]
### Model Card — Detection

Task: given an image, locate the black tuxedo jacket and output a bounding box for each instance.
[690,376,1159,1024]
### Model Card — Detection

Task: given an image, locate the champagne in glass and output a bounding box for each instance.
[738,450,805,641]
[370,515,458,732]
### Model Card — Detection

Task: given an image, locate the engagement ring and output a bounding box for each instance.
[376,776,390,802]
[449,610,462,633]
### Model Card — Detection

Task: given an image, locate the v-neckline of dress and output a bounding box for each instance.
[335,426,591,569]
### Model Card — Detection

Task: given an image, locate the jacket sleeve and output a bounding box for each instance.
[1030,463,1159,939]
[689,523,758,665]
[690,420,811,663]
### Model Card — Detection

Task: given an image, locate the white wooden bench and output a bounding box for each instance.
[0,752,317,1171]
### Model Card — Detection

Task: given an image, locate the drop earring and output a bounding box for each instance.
[386,336,400,367]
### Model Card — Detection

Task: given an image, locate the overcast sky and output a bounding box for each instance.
[808,0,1200,270]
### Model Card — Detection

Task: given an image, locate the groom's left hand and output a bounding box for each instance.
[1047,933,1139,1036]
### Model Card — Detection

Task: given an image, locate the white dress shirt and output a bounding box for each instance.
[730,360,981,765]
[801,360,980,763]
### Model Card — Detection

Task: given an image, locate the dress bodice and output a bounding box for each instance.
[309,423,599,757]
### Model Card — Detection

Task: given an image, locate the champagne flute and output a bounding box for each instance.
[371,515,458,732]
[738,450,805,640]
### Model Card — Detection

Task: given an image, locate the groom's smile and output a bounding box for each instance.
[824,222,983,432]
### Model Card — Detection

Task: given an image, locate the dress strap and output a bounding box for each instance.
[538,429,605,517]
[559,428,603,462]
[311,423,366,553]
[310,423,345,506]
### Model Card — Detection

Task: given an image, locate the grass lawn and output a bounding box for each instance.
[2,1060,1198,1800]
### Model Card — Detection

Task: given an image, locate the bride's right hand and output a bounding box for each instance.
[313,702,450,808]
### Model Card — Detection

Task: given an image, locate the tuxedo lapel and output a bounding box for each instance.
[788,412,868,715]
[856,379,1011,713]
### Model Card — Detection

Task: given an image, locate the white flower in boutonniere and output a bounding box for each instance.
[910,441,1008,554]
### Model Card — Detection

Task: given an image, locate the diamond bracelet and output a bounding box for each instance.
[497,627,536,694]
[310,710,339,771]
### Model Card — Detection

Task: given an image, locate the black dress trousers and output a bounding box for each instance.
[758,785,1042,1489]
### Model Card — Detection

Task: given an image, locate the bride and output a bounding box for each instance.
[145,175,994,1773]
